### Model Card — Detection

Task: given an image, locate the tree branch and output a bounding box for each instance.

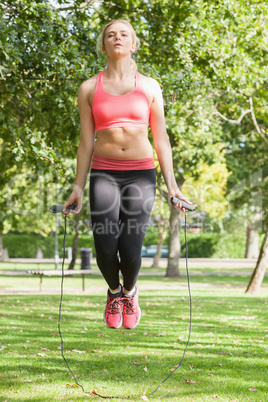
[57,0,100,11]
[214,97,268,145]
[249,97,268,145]
[56,0,126,12]
[213,106,252,124]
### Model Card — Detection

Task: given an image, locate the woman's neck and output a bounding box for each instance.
[105,59,134,79]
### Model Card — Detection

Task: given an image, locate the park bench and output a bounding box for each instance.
[0,269,98,292]
[26,269,98,292]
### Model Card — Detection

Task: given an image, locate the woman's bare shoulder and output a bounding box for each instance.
[79,74,99,94]
[139,72,161,92]
[139,72,160,85]
[78,73,100,105]
[139,72,162,102]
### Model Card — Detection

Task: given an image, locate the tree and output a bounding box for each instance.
[149,189,170,269]
[0,0,99,257]
[223,125,268,292]
[246,230,268,295]
[2,0,268,282]
[47,0,268,278]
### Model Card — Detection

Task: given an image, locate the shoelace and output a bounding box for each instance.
[107,297,122,314]
[122,297,135,314]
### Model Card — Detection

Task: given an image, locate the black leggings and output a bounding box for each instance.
[89,168,156,290]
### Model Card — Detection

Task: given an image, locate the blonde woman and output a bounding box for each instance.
[64,19,192,329]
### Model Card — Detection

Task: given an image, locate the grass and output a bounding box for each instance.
[0,269,268,401]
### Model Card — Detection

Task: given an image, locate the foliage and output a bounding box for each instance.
[224,134,268,232]
[0,0,100,172]
[182,154,231,220]
[1,0,268,267]
[4,230,265,259]
[2,232,95,258]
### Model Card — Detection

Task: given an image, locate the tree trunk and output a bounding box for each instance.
[68,208,83,270]
[151,222,168,268]
[166,204,181,278]
[0,230,3,262]
[245,227,268,295]
[244,222,259,259]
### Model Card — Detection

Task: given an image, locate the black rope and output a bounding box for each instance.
[58,216,85,392]
[148,211,192,395]
[58,211,192,399]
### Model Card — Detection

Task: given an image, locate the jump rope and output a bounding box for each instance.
[49,196,195,399]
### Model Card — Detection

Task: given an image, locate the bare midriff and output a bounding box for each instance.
[94,126,154,159]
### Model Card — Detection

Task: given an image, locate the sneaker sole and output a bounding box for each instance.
[123,306,141,330]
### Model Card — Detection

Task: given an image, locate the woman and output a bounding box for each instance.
[63,19,192,330]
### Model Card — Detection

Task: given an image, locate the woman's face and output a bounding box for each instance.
[102,22,136,58]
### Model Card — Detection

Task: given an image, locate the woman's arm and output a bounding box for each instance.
[63,79,96,215]
[149,78,192,212]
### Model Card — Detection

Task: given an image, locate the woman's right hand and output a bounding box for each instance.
[63,185,83,217]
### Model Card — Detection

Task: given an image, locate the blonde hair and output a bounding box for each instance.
[96,19,140,71]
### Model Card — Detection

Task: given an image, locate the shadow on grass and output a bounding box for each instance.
[0,294,268,400]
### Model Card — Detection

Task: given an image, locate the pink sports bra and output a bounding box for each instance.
[91,70,150,131]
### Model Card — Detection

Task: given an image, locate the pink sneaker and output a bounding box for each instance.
[104,287,122,329]
[122,286,141,329]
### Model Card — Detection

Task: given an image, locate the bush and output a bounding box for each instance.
[179,231,247,258]
[2,233,95,258]
[2,229,264,259]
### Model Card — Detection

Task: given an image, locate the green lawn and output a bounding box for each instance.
[0,270,267,401]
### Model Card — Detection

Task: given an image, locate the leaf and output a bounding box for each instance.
[66,383,80,388]
[41,348,50,351]
[157,331,166,337]
[249,387,257,392]
[183,380,198,384]
[212,395,220,398]
[140,393,149,401]
[37,353,47,357]
[133,362,141,365]
[143,366,148,372]
[93,350,102,353]
[72,349,86,354]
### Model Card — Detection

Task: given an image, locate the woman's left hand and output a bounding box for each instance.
[169,188,193,212]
